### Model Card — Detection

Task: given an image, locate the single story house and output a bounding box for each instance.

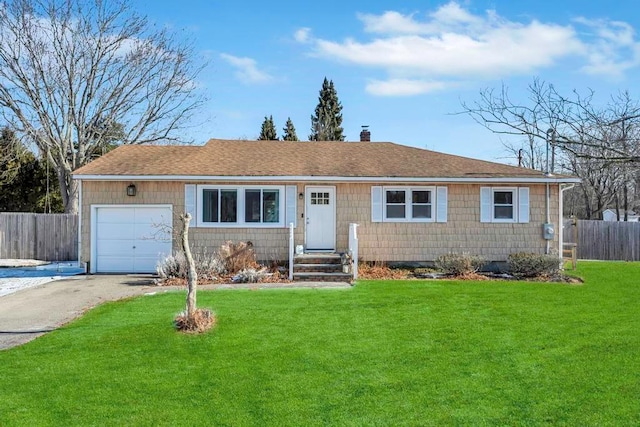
[72,138,580,274]
[602,209,639,222]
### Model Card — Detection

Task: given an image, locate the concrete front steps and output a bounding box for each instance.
[293,253,352,282]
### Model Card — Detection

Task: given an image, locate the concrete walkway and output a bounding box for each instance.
[0,275,350,350]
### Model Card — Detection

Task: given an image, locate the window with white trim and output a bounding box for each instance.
[203,189,237,223]
[383,187,434,222]
[493,190,514,220]
[244,189,280,223]
[480,187,521,223]
[197,185,284,227]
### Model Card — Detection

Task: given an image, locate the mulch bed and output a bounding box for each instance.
[157,271,290,287]
[357,264,583,284]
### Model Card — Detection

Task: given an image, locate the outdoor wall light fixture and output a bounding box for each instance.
[298,192,304,200]
[126,183,137,197]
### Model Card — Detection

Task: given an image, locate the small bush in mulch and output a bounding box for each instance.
[508,252,561,278]
[155,241,289,286]
[232,267,268,283]
[156,250,225,282]
[435,253,487,276]
[174,308,216,333]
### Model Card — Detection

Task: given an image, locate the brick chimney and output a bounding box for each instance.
[359,125,371,142]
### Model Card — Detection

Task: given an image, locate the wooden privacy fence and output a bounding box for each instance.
[0,213,78,261]
[564,219,640,261]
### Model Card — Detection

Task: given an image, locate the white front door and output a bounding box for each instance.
[305,186,336,251]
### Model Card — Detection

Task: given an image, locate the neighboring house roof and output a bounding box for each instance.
[603,209,638,216]
[73,139,579,182]
[603,209,639,221]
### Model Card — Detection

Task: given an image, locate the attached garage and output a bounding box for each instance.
[91,205,172,273]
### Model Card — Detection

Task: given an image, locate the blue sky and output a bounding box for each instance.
[131,0,640,163]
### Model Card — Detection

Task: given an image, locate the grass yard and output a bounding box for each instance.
[1,262,639,426]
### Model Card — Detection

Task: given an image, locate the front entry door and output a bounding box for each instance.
[305,186,336,251]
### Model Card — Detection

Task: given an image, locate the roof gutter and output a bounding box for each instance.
[72,174,581,184]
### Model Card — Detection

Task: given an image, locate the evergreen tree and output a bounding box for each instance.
[0,127,63,212]
[309,77,345,141]
[282,117,299,141]
[258,115,278,140]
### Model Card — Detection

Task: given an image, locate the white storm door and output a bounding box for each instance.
[94,206,172,273]
[305,186,336,251]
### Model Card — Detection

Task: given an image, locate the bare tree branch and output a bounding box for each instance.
[459,79,640,219]
[0,0,205,212]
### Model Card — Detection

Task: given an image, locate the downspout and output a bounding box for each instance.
[544,128,555,255]
[559,183,576,261]
[545,128,553,255]
[77,179,83,270]
[546,181,550,254]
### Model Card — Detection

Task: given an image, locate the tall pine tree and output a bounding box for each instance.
[282,117,299,141]
[258,115,278,140]
[309,77,345,141]
[0,127,63,212]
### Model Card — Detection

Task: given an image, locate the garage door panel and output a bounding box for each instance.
[135,208,171,225]
[97,223,135,240]
[97,208,135,223]
[97,239,135,257]
[97,256,135,273]
[133,239,171,256]
[133,223,170,241]
[95,206,172,273]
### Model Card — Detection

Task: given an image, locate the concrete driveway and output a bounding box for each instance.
[0,275,160,350]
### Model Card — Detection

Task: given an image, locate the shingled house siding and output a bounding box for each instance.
[338,183,559,262]
[81,180,558,265]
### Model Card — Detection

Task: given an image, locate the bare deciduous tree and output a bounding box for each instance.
[180,213,197,318]
[460,79,640,164]
[460,79,640,219]
[0,0,204,213]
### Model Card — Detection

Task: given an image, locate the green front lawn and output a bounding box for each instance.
[1,262,639,425]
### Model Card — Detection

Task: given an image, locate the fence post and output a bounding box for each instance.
[348,223,359,280]
[288,222,294,281]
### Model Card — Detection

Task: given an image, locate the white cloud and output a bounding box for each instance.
[358,11,427,34]
[366,79,450,96]
[573,17,640,77]
[430,2,481,26]
[297,1,640,96]
[219,53,273,84]
[315,21,579,77]
[294,27,311,43]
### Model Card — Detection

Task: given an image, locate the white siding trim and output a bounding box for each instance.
[480,187,492,223]
[285,185,297,228]
[436,186,448,223]
[518,187,530,223]
[371,186,383,223]
[184,184,197,226]
[74,174,581,184]
[77,180,83,264]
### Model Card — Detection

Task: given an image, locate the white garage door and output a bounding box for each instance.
[94,206,172,273]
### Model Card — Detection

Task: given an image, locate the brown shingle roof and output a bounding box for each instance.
[72,139,561,179]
